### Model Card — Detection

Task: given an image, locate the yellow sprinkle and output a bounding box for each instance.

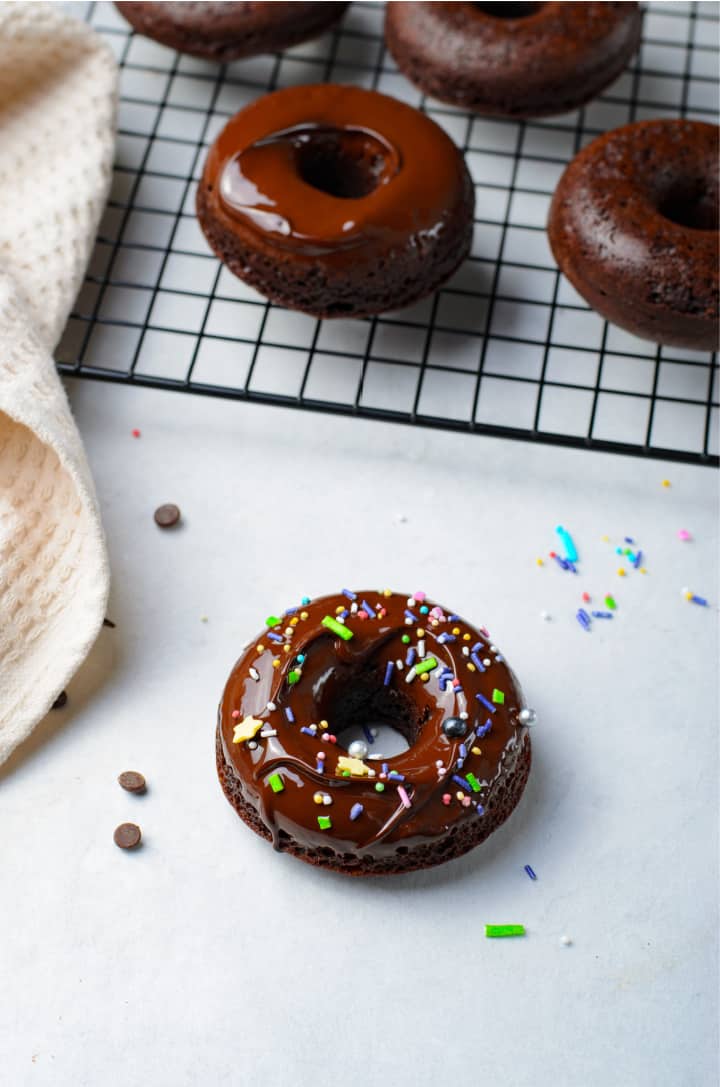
[272,659,280,668]
[640,567,647,574]
[618,568,626,577]
[471,746,482,756]
[467,662,476,672]
[416,628,425,637]
[256,644,264,654]
[283,644,291,653]
[232,715,264,744]
[431,619,439,627]
[421,673,429,682]
[536,558,544,566]
[383,589,392,598]
[320,720,328,729]
[290,617,299,626]
[662,479,671,488]
[336,756,370,776]
[313,792,323,805]
[300,611,309,620]
[601,535,610,543]
[200,616,208,623]
[335,605,344,615]
[463,633,471,641]
[455,791,464,802]
[685,591,693,600]
[452,627,460,636]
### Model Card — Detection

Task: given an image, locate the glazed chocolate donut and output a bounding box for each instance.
[217,590,533,876]
[549,120,719,352]
[197,84,474,318]
[385,2,643,118]
[114,2,348,62]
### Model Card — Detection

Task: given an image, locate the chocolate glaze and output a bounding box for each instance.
[385,2,643,118]
[204,84,470,267]
[218,591,531,865]
[548,120,719,351]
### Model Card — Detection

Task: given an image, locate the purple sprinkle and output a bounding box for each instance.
[361,599,376,618]
[406,647,416,667]
[362,724,374,744]
[284,606,298,615]
[524,864,537,880]
[452,774,472,792]
[476,718,492,739]
[383,661,394,686]
[624,537,634,544]
[470,652,485,672]
[566,561,578,574]
[388,771,405,781]
[448,614,460,621]
[285,707,295,722]
[267,632,284,643]
[300,726,315,737]
[476,692,496,714]
[633,550,643,568]
[471,642,483,653]
[382,763,389,775]
[591,611,613,619]
[350,803,364,821]
[342,589,357,600]
[553,555,569,570]
[437,633,456,644]
[439,678,449,691]
[475,805,485,816]
[405,609,418,622]
[459,744,467,758]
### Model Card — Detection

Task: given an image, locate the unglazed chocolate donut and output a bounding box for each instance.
[385,2,643,118]
[196,84,475,318]
[114,2,349,62]
[217,590,533,876]
[549,120,719,351]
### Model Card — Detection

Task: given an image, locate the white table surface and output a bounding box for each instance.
[2,378,718,1087]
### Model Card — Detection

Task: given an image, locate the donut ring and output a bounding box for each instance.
[197,84,474,318]
[217,590,533,876]
[385,2,643,118]
[549,120,719,351]
[114,2,349,62]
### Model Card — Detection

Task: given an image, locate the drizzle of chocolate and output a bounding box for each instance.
[219,591,529,859]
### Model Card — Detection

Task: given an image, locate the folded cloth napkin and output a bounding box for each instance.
[0,3,117,764]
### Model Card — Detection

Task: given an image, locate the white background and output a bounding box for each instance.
[2,379,718,1086]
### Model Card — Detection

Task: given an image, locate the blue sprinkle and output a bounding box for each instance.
[388,771,405,781]
[475,805,485,816]
[300,726,315,737]
[301,596,311,605]
[362,724,374,744]
[591,611,613,619]
[452,774,472,792]
[267,632,284,643]
[690,594,708,606]
[350,803,364,821]
[316,759,324,772]
[459,743,467,758]
[382,763,389,775]
[470,652,485,672]
[566,561,578,574]
[341,589,356,600]
[284,606,298,615]
[284,707,295,722]
[476,692,496,714]
[624,537,634,544]
[553,554,570,570]
[471,642,483,653]
[406,647,416,667]
[615,547,624,556]
[296,654,306,664]
[633,550,643,568]
[337,609,349,619]
[419,605,429,614]
[453,685,464,695]
[576,608,591,631]
[524,864,537,881]
[456,758,464,769]
[439,677,449,691]
[437,633,456,644]
[383,661,394,686]
[405,609,418,622]
[361,599,376,618]
[476,718,492,739]
[448,614,460,621]
[555,525,579,563]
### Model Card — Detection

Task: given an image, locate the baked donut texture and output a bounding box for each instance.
[197,84,474,318]
[549,120,719,351]
[385,2,643,118]
[217,590,533,876]
[114,2,348,62]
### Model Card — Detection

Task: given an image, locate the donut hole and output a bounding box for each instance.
[318,664,425,755]
[473,3,544,18]
[656,178,719,231]
[296,128,390,199]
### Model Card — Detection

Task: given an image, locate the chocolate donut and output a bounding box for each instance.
[114,2,348,62]
[385,2,643,118]
[548,120,719,352]
[197,84,474,318]
[217,590,533,876]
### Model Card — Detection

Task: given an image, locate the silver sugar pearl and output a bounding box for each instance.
[348,740,369,759]
[518,708,537,725]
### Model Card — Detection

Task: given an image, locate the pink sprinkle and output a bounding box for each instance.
[413,591,426,602]
[329,734,337,744]
[231,710,240,719]
[430,606,444,619]
[131,428,141,438]
[678,529,692,541]
[378,607,386,618]
[321,732,330,742]
[358,609,368,620]
[462,797,471,808]
[397,785,412,808]
[582,592,591,603]
[452,679,462,689]
[442,794,451,806]
[316,751,326,760]
[480,626,490,637]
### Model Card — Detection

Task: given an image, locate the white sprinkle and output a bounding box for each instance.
[396,514,408,524]
[405,617,413,625]
[350,602,358,613]
[540,611,551,621]
[370,728,379,737]
[459,711,468,720]
[396,659,404,670]
[560,935,573,947]
[405,667,417,684]
[335,615,346,625]
[247,741,258,750]
[462,646,470,657]
[489,644,497,653]
[483,658,491,667]
[418,638,425,658]
[266,701,276,711]
[406,597,415,607]
[249,667,260,681]
[323,794,332,806]
[435,759,444,768]
[260,729,277,738]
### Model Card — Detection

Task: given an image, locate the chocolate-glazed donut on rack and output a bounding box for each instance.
[196,84,475,318]
[217,590,533,876]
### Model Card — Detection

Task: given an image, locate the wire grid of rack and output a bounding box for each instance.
[58,1,719,465]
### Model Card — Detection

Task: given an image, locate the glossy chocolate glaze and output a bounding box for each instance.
[202,84,470,264]
[385,2,643,118]
[549,120,719,351]
[218,591,531,862]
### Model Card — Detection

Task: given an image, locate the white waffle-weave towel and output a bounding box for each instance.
[0,2,117,763]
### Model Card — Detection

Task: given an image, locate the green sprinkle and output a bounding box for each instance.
[401,634,411,644]
[266,615,281,627]
[492,688,505,704]
[342,770,351,777]
[288,670,301,685]
[317,815,332,830]
[321,615,353,641]
[465,772,481,793]
[268,773,284,794]
[605,595,617,610]
[485,924,525,938]
[414,656,438,676]
[375,782,385,792]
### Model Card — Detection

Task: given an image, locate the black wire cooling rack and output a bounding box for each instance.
[58,1,719,465]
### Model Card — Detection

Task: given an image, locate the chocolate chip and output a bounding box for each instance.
[118,771,146,794]
[154,503,181,528]
[52,691,68,710]
[103,618,116,628]
[113,822,142,849]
